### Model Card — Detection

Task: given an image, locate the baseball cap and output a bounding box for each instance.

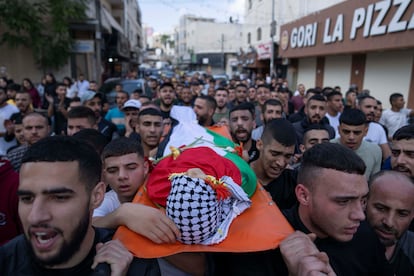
[122,99,142,110]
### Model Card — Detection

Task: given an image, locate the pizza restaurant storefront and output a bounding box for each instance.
[279,0,414,108]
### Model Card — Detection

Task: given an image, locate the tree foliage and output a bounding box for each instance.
[0,0,88,70]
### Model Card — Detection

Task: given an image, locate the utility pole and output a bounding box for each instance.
[270,0,276,77]
[95,0,102,84]
[221,33,225,72]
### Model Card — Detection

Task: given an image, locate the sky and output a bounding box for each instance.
[139,0,245,34]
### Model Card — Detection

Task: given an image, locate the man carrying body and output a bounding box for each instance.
[0,136,160,275]
[250,118,297,209]
[193,95,216,127]
[228,102,259,163]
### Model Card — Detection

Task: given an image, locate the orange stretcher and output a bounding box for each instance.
[114,183,294,258]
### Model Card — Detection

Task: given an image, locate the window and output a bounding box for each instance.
[247,32,251,44]
[257,28,262,41]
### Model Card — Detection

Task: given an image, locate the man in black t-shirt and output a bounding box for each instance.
[0,136,160,275]
[250,118,297,209]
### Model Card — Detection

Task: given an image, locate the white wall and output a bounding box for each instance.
[297,57,317,89]
[364,49,413,109]
[324,54,351,91]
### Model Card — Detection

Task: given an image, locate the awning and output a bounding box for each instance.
[101,7,124,34]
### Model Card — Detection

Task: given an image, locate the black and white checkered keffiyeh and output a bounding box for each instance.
[166,174,251,245]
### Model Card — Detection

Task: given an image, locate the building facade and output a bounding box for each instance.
[177,15,242,75]
[279,0,414,108]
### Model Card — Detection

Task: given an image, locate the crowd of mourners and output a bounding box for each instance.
[0,69,413,275]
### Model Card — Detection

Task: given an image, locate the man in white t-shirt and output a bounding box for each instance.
[325,90,343,138]
[357,94,391,161]
[380,93,414,140]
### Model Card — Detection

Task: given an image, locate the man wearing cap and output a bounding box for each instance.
[122,99,141,138]
[83,92,118,141]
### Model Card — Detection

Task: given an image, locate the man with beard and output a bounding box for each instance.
[212,87,229,124]
[391,124,414,178]
[136,108,164,158]
[177,86,193,107]
[7,112,50,172]
[4,91,33,144]
[366,170,414,275]
[229,102,258,163]
[83,92,118,141]
[252,99,283,140]
[292,94,335,149]
[156,83,176,128]
[250,118,297,209]
[193,95,216,127]
[0,87,19,155]
[357,94,391,161]
[0,136,160,275]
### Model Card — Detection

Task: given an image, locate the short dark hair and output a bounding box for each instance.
[236,83,247,89]
[197,95,217,110]
[303,124,329,144]
[298,143,366,187]
[215,87,228,94]
[307,94,326,104]
[159,82,174,90]
[138,107,163,117]
[67,106,97,126]
[21,136,102,193]
[73,129,110,155]
[393,125,414,141]
[339,108,367,126]
[229,102,255,117]
[357,94,376,106]
[102,137,144,160]
[261,118,296,146]
[390,93,403,104]
[23,112,51,126]
[262,99,282,114]
[326,91,342,101]
[6,83,21,92]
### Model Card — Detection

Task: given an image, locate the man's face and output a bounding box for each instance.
[229,110,255,143]
[298,84,305,95]
[277,91,289,103]
[56,85,66,98]
[304,168,368,242]
[18,161,93,268]
[391,139,414,177]
[193,98,212,126]
[248,87,256,102]
[235,86,247,103]
[338,123,367,150]
[256,87,270,106]
[67,118,96,136]
[366,173,414,247]
[116,92,128,109]
[328,95,343,113]
[23,115,50,145]
[257,138,294,180]
[84,97,102,118]
[16,93,32,113]
[159,86,175,107]
[359,98,377,122]
[375,104,383,122]
[14,124,25,144]
[214,90,228,108]
[137,115,163,150]
[263,104,283,123]
[228,89,236,102]
[103,153,148,203]
[180,88,193,104]
[89,82,98,91]
[393,96,405,109]
[7,89,17,100]
[301,129,330,151]
[305,100,326,123]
